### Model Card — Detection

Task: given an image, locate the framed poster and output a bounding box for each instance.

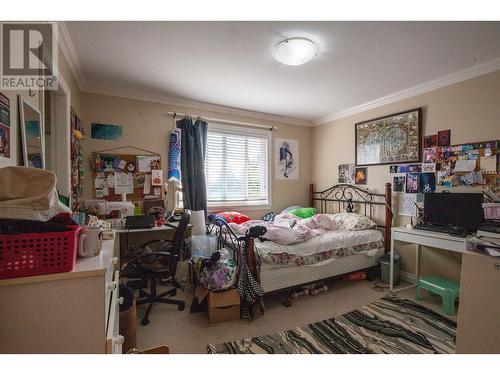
[354,167,367,185]
[275,138,299,180]
[91,123,123,140]
[355,108,422,166]
[338,163,355,184]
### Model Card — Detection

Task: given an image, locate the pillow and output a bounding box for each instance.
[281,205,302,214]
[288,207,317,219]
[331,213,376,231]
[211,211,251,225]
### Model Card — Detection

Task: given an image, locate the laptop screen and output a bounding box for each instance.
[423,193,484,230]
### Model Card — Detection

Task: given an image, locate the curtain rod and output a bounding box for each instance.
[167,111,277,131]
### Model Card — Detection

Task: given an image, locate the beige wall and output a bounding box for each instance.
[81,92,312,218]
[0,47,81,169]
[312,70,500,279]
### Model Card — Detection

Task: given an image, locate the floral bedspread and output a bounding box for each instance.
[257,239,384,267]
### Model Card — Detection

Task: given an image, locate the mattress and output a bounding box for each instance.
[259,247,385,293]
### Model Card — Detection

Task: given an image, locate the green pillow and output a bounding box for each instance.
[288,207,317,219]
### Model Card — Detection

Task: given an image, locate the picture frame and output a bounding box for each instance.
[355,108,422,166]
[438,129,451,146]
[354,167,367,185]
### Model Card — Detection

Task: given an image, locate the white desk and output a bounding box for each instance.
[0,238,121,353]
[389,227,469,292]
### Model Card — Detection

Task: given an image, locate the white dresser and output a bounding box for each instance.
[0,237,122,354]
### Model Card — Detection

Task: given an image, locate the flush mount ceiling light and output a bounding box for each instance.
[272,37,318,66]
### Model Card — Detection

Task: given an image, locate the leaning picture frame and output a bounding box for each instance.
[355,108,422,166]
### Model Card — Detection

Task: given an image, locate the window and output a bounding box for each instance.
[205,123,270,208]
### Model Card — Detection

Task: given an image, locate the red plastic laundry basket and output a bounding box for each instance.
[0,225,81,279]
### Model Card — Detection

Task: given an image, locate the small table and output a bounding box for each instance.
[389,227,468,292]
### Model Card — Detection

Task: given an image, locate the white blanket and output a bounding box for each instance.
[255,229,383,257]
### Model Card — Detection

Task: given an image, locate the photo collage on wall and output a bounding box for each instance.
[90,152,162,199]
[424,139,499,188]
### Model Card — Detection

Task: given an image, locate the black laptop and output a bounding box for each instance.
[417,192,484,235]
[125,215,156,229]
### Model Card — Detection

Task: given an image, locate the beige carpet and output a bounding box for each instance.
[135,277,454,354]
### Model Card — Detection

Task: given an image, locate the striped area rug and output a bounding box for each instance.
[207,295,456,354]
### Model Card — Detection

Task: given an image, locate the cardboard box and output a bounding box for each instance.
[208,288,241,323]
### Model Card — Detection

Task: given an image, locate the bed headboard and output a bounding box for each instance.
[309,183,392,251]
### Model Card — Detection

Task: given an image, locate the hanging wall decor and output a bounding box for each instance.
[393,176,406,192]
[91,123,123,140]
[0,92,10,158]
[338,163,355,184]
[70,108,85,210]
[90,146,161,201]
[275,138,299,180]
[354,167,368,185]
[355,108,422,166]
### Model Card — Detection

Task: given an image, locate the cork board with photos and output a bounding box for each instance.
[90,151,162,201]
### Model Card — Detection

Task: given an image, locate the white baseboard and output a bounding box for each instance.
[400,271,417,284]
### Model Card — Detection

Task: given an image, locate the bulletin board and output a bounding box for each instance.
[90,146,162,202]
[423,140,499,187]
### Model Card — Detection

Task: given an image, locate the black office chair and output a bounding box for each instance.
[121,209,191,325]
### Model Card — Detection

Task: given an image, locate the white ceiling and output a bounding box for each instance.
[65,21,500,124]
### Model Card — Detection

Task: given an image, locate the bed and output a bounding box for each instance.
[207,182,392,306]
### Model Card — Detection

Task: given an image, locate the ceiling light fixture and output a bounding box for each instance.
[272,37,318,66]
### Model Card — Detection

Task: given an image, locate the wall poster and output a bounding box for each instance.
[275,138,299,180]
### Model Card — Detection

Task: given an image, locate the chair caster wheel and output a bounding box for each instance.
[178,303,185,311]
[141,317,150,326]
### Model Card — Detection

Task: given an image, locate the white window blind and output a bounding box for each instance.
[205,123,270,206]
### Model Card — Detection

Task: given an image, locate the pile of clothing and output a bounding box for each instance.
[0,166,72,223]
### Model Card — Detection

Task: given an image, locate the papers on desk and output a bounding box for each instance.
[466,236,500,257]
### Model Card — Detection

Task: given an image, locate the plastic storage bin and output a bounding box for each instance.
[186,235,218,258]
[0,225,81,279]
[379,252,400,285]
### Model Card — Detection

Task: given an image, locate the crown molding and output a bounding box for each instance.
[312,57,500,126]
[82,84,312,127]
[57,21,86,90]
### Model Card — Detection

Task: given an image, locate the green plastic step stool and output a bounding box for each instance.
[416,276,460,315]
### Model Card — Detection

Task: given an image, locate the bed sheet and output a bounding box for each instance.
[254,228,382,257]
